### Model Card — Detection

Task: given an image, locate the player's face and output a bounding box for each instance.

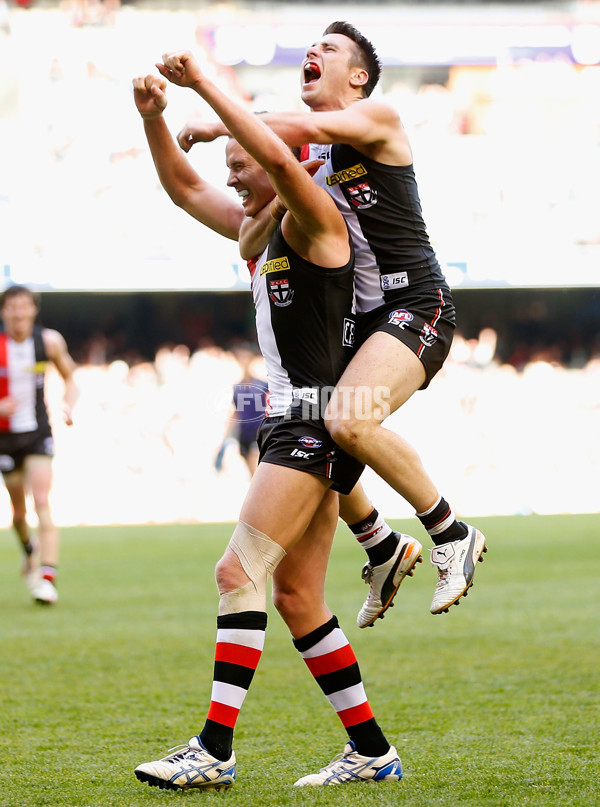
[1,293,38,340]
[301,33,362,110]
[225,139,275,218]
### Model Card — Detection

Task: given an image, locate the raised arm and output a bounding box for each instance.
[132,74,243,240]
[177,100,411,166]
[238,160,324,260]
[158,51,349,267]
[262,101,411,165]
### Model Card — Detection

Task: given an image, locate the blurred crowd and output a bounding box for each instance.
[1,2,599,290]
[0,329,597,528]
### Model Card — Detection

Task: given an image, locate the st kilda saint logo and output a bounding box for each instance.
[419,322,439,347]
[346,182,378,210]
[269,278,294,307]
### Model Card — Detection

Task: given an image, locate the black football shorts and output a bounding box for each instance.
[358,287,456,389]
[257,410,364,495]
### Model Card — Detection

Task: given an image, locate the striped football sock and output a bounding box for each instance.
[348,508,396,566]
[293,616,389,757]
[417,496,467,546]
[199,610,267,760]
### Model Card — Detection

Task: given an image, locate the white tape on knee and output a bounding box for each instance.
[220,521,286,615]
[219,581,264,615]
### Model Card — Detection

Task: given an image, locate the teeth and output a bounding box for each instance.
[304,62,321,82]
[237,189,249,198]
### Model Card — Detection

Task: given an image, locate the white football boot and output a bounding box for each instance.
[294,741,402,786]
[30,575,58,605]
[357,534,423,628]
[134,736,236,791]
[430,524,487,614]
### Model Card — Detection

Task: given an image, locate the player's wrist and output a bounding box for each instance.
[213,121,228,138]
[140,110,164,121]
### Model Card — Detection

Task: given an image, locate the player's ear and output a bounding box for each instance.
[349,68,368,91]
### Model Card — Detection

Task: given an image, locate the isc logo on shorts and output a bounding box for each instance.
[388,309,413,327]
[290,448,314,459]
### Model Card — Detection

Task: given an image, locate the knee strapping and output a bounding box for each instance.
[219,520,286,615]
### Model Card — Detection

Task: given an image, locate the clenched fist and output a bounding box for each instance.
[132,74,168,120]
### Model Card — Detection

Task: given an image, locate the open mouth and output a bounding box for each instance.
[237,189,250,203]
[303,61,321,84]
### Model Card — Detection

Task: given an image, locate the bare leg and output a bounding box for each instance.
[216,461,331,594]
[243,445,259,477]
[274,491,394,764]
[25,456,59,568]
[327,332,486,616]
[272,489,338,638]
[3,469,37,575]
[338,480,374,525]
[326,332,438,514]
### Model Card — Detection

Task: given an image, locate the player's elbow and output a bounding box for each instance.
[267,148,299,180]
[166,186,191,210]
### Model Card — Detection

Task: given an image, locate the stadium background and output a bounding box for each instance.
[0,0,598,524]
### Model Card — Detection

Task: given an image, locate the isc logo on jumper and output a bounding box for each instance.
[381,271,408,291]
[292,388,318,405]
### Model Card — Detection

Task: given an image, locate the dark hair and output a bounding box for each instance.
[0,284,39,310]
[323,21,381,97]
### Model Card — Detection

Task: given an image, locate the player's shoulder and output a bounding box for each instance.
[41,328,67,354]
[354,97,401,124]
[41,327,63,342]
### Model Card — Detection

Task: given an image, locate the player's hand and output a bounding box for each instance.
[177,120,220,152]
[0,396,17,418]
[301,158,324,178]
[157,50,203,89]
[63,404,74,427]
[132,74,168,120]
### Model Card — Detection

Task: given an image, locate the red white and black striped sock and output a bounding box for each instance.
[293,616,389,757]
[200,611,267,761]
[417,496,467,545]
[40,565,57,583]
[348,508,396,566]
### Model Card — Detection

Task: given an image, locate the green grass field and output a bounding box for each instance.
[1,514,598,807]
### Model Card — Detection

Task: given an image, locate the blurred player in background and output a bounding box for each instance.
[0,285,78,604]
[214,346,267,478]
[180,21,487,619]
[132,54,402,789]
